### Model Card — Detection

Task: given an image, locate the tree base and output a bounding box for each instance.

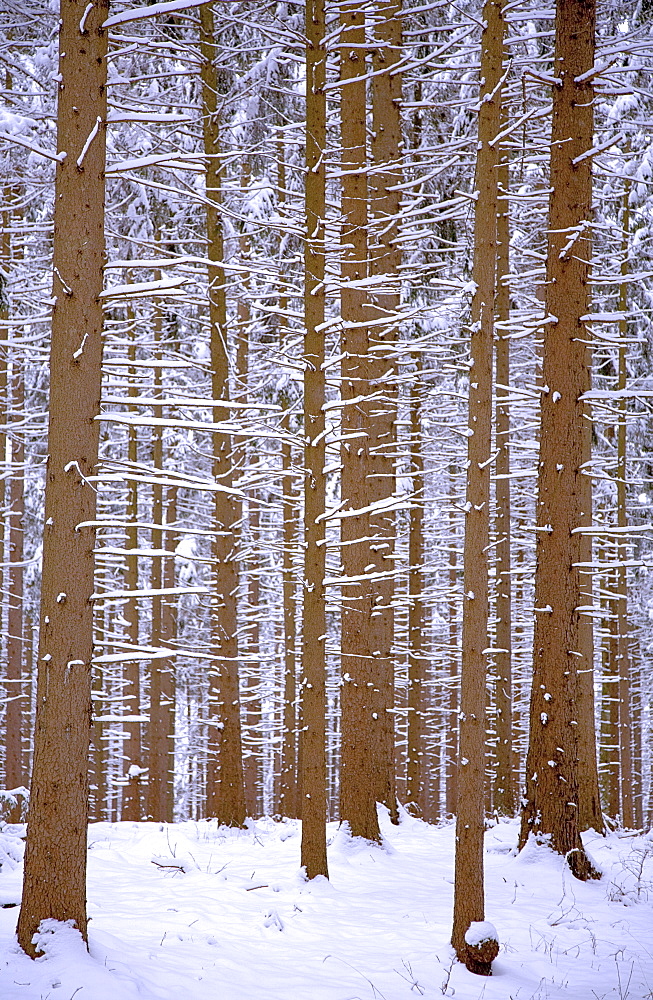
[567,846,601,881]
[463,937,499,976]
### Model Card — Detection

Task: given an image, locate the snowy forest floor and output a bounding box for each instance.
[0,809,652,1000]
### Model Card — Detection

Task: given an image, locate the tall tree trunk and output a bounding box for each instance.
[406,353,425,814]
[576,397,604,832]
[235,215,261,818]
[161,487,178,815]
[121,327,143,821]
[493,121,514,817]
[300,0,329,879]
[279,403,300,818]
[89,665,107,822]
[338,0,387,845]
[446,464,459,816]
[243,498,261,818]
[199,4,246,827]
[630,640,643,828]
[451,0,504,971]
[277,146,300,815]
[5,350,25,788]
[518,0,600,880]
[273,143,300,819]
[615,187,634,828]
[368,0,403,823]
[576,255,603,832]
[146,302,172,822]
[600,551,620,819]
[17,0,108,954]
[0,132,17,773]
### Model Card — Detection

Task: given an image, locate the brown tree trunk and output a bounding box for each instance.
[2,191,25,790]
[276,150,301,813]
[17,0,108,954]
[279,403,300,818]
[243,498,261,818]
[576,557,604,832]
[89,665,107,823]
[600,551,620,819]
[5,335,25,790]
[338,1,386,845]
[452,0,504,968]
[121,329,143,821]
[199,4,246,827]
[236,226,260,818]
[493,122,514,817]
[406,353,425,814]
[446,465,459,816]
[368,0,403,824]
[300,0,329,879]
[630,640,643,828]
[0,163,17,771]
[161,488,178,815]
[518,0,600,880]
[615,192,634,829]
[146,305,170,821]
[576,230,603,833]
[576,391,604,833]
[274,144,300,819]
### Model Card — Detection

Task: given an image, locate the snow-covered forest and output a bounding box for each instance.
[0,0,652,994]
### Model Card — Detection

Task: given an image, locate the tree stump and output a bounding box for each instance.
[464,921,499,976]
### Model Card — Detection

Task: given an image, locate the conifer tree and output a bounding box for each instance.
[338,0,383,844]
[518,0,601,879]
[17,0,109,955]
[451,0,504,973]
[199,3,246,827]
[493,102,513,816]
[300,0,329,879]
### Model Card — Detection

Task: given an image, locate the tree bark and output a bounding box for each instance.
[146,301,174,823]
[279,403,300,818]
[0,210,7,698]
[406,353,425,814]
[368,0,403,823]
[576,399,604,832]
[630,640,643,828]
[615,188,633,828]
[300,0,329,879]
[199,3,246,827]
[338,2,384,844]
[600,550,620,819]
[446,465,459,816]
[5,319,25,790]
[452,0,504,965]
[493,118,514,817]
[518,0,601,879]
[243,498,261,818]
[121,326,143,821]
[17,0,108,955]
[89,664,106,822]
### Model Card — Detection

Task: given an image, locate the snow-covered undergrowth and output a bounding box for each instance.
[1,810,652,1000]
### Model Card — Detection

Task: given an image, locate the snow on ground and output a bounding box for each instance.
[0,809,652,1000]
